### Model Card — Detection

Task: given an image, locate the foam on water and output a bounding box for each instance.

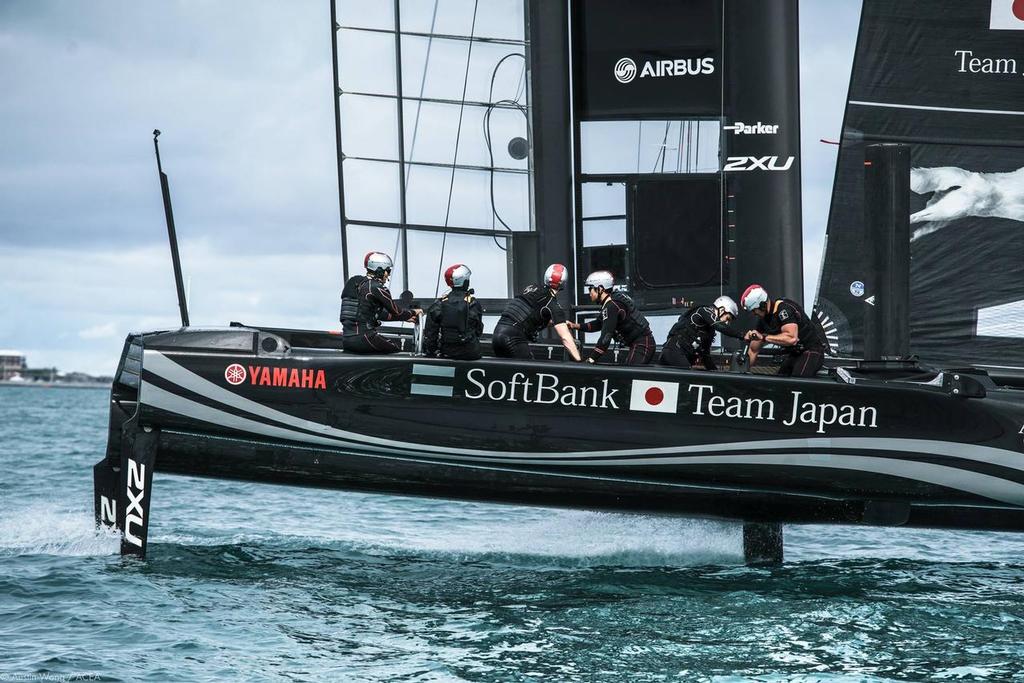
[0,503,120,557]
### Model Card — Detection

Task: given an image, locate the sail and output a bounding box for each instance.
[816,0,1024,366]
[332,0,532,303]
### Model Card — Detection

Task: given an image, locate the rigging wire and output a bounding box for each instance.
[434,0,480,297]
[482,52,528,250]
[393,0,440,267]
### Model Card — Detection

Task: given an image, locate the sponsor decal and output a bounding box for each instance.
[614,56,715,84]
[410,363,455,397]
[465,368,619,409]
[990,0,1024,29]
[850,281,865,297]
[629,380,679,414]
[233,364,327,390]
[100,496,117,526]
[911,166,1024,239]
[688,384,878,435]
[614,57,637,84]
[954,49,1019,74]
[723,156,795,172]
[225,363,247,385]
[124,458,146,548]
[723,121,779,136]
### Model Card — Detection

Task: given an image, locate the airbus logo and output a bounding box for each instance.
[723,156,795,172]
[614,58,637,83]
[723,121,780,136]
[614,56,715,84]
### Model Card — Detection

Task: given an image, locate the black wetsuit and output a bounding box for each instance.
[581,291,655,365]
[339,275,417,354]
[423,287,484,361]
[660,305,745,370]
[756,298,828,377]
[492,284,567,359]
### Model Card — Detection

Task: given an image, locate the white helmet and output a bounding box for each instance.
[364,251,394,277]
[714,295,738,317]
[741,284,769,312]
[585,270,615,291]
[444,263,472,288]
[544,263,568,290]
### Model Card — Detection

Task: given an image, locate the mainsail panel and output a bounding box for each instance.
[816,0,1024,366]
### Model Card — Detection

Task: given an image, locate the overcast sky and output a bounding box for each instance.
[0,0,861,375]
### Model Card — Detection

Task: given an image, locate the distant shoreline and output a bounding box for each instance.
[0,381,110,390]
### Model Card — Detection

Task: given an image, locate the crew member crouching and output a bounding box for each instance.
[339,251,420,354]
[740,284,828,377]
[423,263,484,361]
[571,271,655,365]
[492,264,582,362]
[660,296,744,370]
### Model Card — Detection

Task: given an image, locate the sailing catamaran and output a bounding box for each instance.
[93,0,1024,563]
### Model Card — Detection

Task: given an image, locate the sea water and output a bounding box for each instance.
[1,386,1023,681]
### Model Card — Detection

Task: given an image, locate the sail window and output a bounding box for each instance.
[346,224,406,290]
[341,160,401,223]
[337,29,397,96]
[580,120,720,175]
[340,95,400,160]
[405,230,509,298]
[334,0,531,298]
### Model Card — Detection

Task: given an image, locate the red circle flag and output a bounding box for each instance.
[645,387,664,406]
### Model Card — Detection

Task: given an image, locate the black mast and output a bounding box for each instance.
[152,130,190,328]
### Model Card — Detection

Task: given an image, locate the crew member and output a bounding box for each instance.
[423,263,484,361]
[659,296,744,370]
[570,271,655,366]
[740,284,828,377]
[339,251,420,354]
[492,264,582,361]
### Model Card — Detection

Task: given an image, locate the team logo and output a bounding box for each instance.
[614,57,637,84]
[850,281,865,297]
[630,379,679,414]
[224,363,247,385]
[991,0,1024,29]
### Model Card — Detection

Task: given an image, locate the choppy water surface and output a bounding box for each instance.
[2,386,1024,681]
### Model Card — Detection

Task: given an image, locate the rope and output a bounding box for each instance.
[434,0,480,297]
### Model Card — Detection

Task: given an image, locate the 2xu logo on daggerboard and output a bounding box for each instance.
[224,363,326,390]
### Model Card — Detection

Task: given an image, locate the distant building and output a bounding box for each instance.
[0,350,27,380]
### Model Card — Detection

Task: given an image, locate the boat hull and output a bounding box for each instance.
[94,327,1024,557]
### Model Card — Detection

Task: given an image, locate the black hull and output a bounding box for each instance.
[94,327,1024,558]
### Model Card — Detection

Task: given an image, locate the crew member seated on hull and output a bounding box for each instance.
[492,264,582,362]
[569,271,655,366]
[660,296,745,370]
[339,251,420,354]
[423,263,484,361]
[740,284,828,377]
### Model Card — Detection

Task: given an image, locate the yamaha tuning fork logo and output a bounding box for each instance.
[614,57,637,83]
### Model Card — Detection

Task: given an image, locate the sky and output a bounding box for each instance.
[0,0,862,376]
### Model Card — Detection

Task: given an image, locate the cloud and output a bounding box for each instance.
[0,0,866,373]
[0,0,338,254]
[77,322,118,340]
